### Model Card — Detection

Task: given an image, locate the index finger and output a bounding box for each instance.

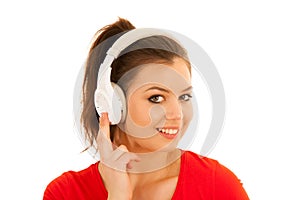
[97,112,114,155]
[99,112,110,139]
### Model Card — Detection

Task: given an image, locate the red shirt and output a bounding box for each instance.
[44,151,249,200]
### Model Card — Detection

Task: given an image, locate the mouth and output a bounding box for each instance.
[156,127,179,139]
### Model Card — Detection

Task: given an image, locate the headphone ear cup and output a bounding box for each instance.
[111,82,127,124]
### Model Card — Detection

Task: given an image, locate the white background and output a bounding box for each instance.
[0,0,299,199]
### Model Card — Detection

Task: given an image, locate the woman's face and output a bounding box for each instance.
[117,58,193,153]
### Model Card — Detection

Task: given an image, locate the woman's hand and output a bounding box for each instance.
[97,113,139,200]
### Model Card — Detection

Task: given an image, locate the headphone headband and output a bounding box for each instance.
[96,28,174,85]
[107,28,173,58]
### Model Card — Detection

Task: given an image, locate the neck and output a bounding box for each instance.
[127,149,182,174]
[127,149,182,192]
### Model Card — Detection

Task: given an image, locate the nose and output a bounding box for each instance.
[165,96,182,120]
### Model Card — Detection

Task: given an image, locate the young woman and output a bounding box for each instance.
[43,18,249,200]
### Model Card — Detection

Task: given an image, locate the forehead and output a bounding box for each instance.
[167,58,191,82]
[118,61,191,95]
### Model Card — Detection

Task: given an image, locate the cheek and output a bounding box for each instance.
[127,95,152,127]
[182,103,193,130]
[123,96,166,138]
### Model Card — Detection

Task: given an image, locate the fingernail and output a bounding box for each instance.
[126,163,132,169]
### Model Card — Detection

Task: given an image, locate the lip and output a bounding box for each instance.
[156,127,180,140]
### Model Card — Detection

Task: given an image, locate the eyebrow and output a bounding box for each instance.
[145,86,170,93]
[181,86,193,92]
[145,86,193,93]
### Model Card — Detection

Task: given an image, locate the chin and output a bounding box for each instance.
[156,141,180,152]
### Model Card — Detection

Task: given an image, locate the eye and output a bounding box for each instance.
[179,94,192,101]
[148,95,165,103]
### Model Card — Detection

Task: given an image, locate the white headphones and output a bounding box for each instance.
[94,28,174,124]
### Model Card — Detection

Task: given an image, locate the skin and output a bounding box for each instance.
[97,58,193,200]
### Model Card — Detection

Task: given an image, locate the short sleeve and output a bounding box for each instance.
[214,162,250,200]
[43,162,107,200]
[43,173,70,200]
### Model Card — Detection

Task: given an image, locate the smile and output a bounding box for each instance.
[156,127,179,139]
[157,128,178,134]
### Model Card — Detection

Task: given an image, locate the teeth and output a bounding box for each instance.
[158,128,178,135]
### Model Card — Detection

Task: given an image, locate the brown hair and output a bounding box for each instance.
[80,17,191,150]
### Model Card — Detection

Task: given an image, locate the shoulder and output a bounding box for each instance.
[178,151,249,199]
[181,150,219,174]
[182,150,242,180]
[179,150,219,186]
[43,162,107,200]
